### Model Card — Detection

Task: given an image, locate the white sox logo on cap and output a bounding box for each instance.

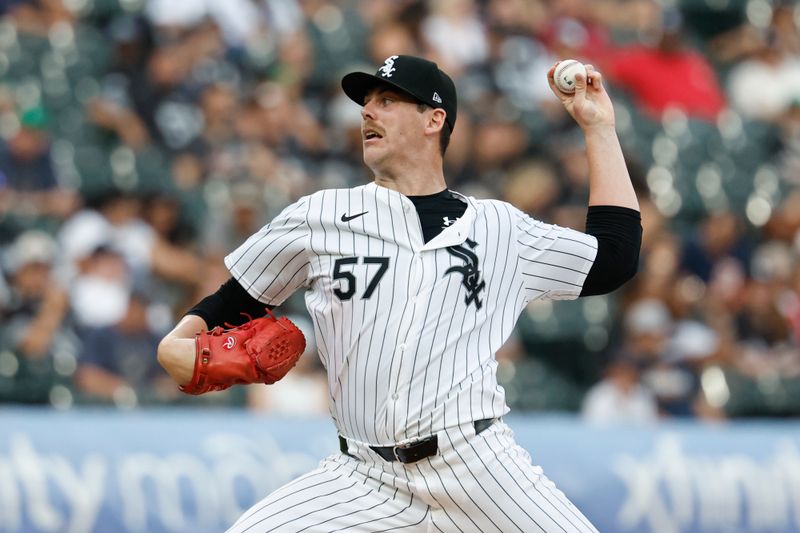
[341,54,458,129]
[378,55,399,78]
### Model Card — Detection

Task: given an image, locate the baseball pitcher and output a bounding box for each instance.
[157,55,641,532]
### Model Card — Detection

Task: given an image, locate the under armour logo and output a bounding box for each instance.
[223,336,236,349]
[379,55,399,78]
[442,216,456,227]
[433,92,442,103]
[444,238,485,310]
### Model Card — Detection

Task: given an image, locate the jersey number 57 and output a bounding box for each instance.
[333,256,390,301]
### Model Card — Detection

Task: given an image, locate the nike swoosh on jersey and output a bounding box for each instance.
[341,211,368,222]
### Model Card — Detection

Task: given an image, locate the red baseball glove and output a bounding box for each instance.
[180,310,306,395]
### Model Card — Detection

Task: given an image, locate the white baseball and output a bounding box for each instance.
[554,59,587,94]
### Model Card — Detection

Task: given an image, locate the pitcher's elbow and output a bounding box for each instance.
[156,337,174,375]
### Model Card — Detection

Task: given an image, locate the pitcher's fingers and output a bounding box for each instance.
[589,69,604,91]
[547,63,558,81]
[572,70,587,107]
[547,63,568,98]
[546,64,560,91]
[582,64,604,91]
[584,64,596,86]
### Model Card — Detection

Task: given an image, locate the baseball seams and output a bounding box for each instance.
[554,59,587,94]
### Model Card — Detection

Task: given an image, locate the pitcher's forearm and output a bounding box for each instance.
[584,125,639,211]
[157,314,208,385]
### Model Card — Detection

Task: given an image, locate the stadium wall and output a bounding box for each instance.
[1,409,799,533]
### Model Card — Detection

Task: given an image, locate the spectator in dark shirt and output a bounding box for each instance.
[0,107,56,191]
[0,105,79,221]
[74,291,176,406]
[0,230,75,404]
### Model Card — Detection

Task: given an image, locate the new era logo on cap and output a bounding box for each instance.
[341,55,458,130]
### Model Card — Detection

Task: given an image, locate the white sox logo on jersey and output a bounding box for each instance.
[444,238,485,309]
[379,55,399,78]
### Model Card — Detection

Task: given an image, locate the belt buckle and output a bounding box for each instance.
[392,441,414,462]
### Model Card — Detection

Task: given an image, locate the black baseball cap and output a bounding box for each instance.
[341,55,457,131]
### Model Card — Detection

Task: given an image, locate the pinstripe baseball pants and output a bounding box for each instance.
[227,420,598,532]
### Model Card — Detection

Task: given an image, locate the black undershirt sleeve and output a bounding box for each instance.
[186,277,273,329]
[580,205,642,297]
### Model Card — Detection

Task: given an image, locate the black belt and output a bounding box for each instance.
[338,418,497,464]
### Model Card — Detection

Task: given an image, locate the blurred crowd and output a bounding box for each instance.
[1,0,799,423]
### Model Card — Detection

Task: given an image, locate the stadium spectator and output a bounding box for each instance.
[68,245,132,331]
[727,28,800,122]
[0,103,79,221]
[581,355,659,425]
[541,0,612,66]
[58,189,202,287]
[367,20,419,63]
[0,106,56,191]
[603,7,726,121]
[501,158,562,221]
[421,0,489,75]
[681,211,752,283]
[202,181,269,258]
[777,103,800,186]
[616,298,698,417]
[74,291,176,406]
[0,230,76,403]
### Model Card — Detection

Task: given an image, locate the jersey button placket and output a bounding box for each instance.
[398,252,431,432]
[389,252,421,430]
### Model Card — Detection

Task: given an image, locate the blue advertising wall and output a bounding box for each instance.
[1,409,799,533]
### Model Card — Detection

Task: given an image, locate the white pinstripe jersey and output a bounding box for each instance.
[225,182,598,445]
